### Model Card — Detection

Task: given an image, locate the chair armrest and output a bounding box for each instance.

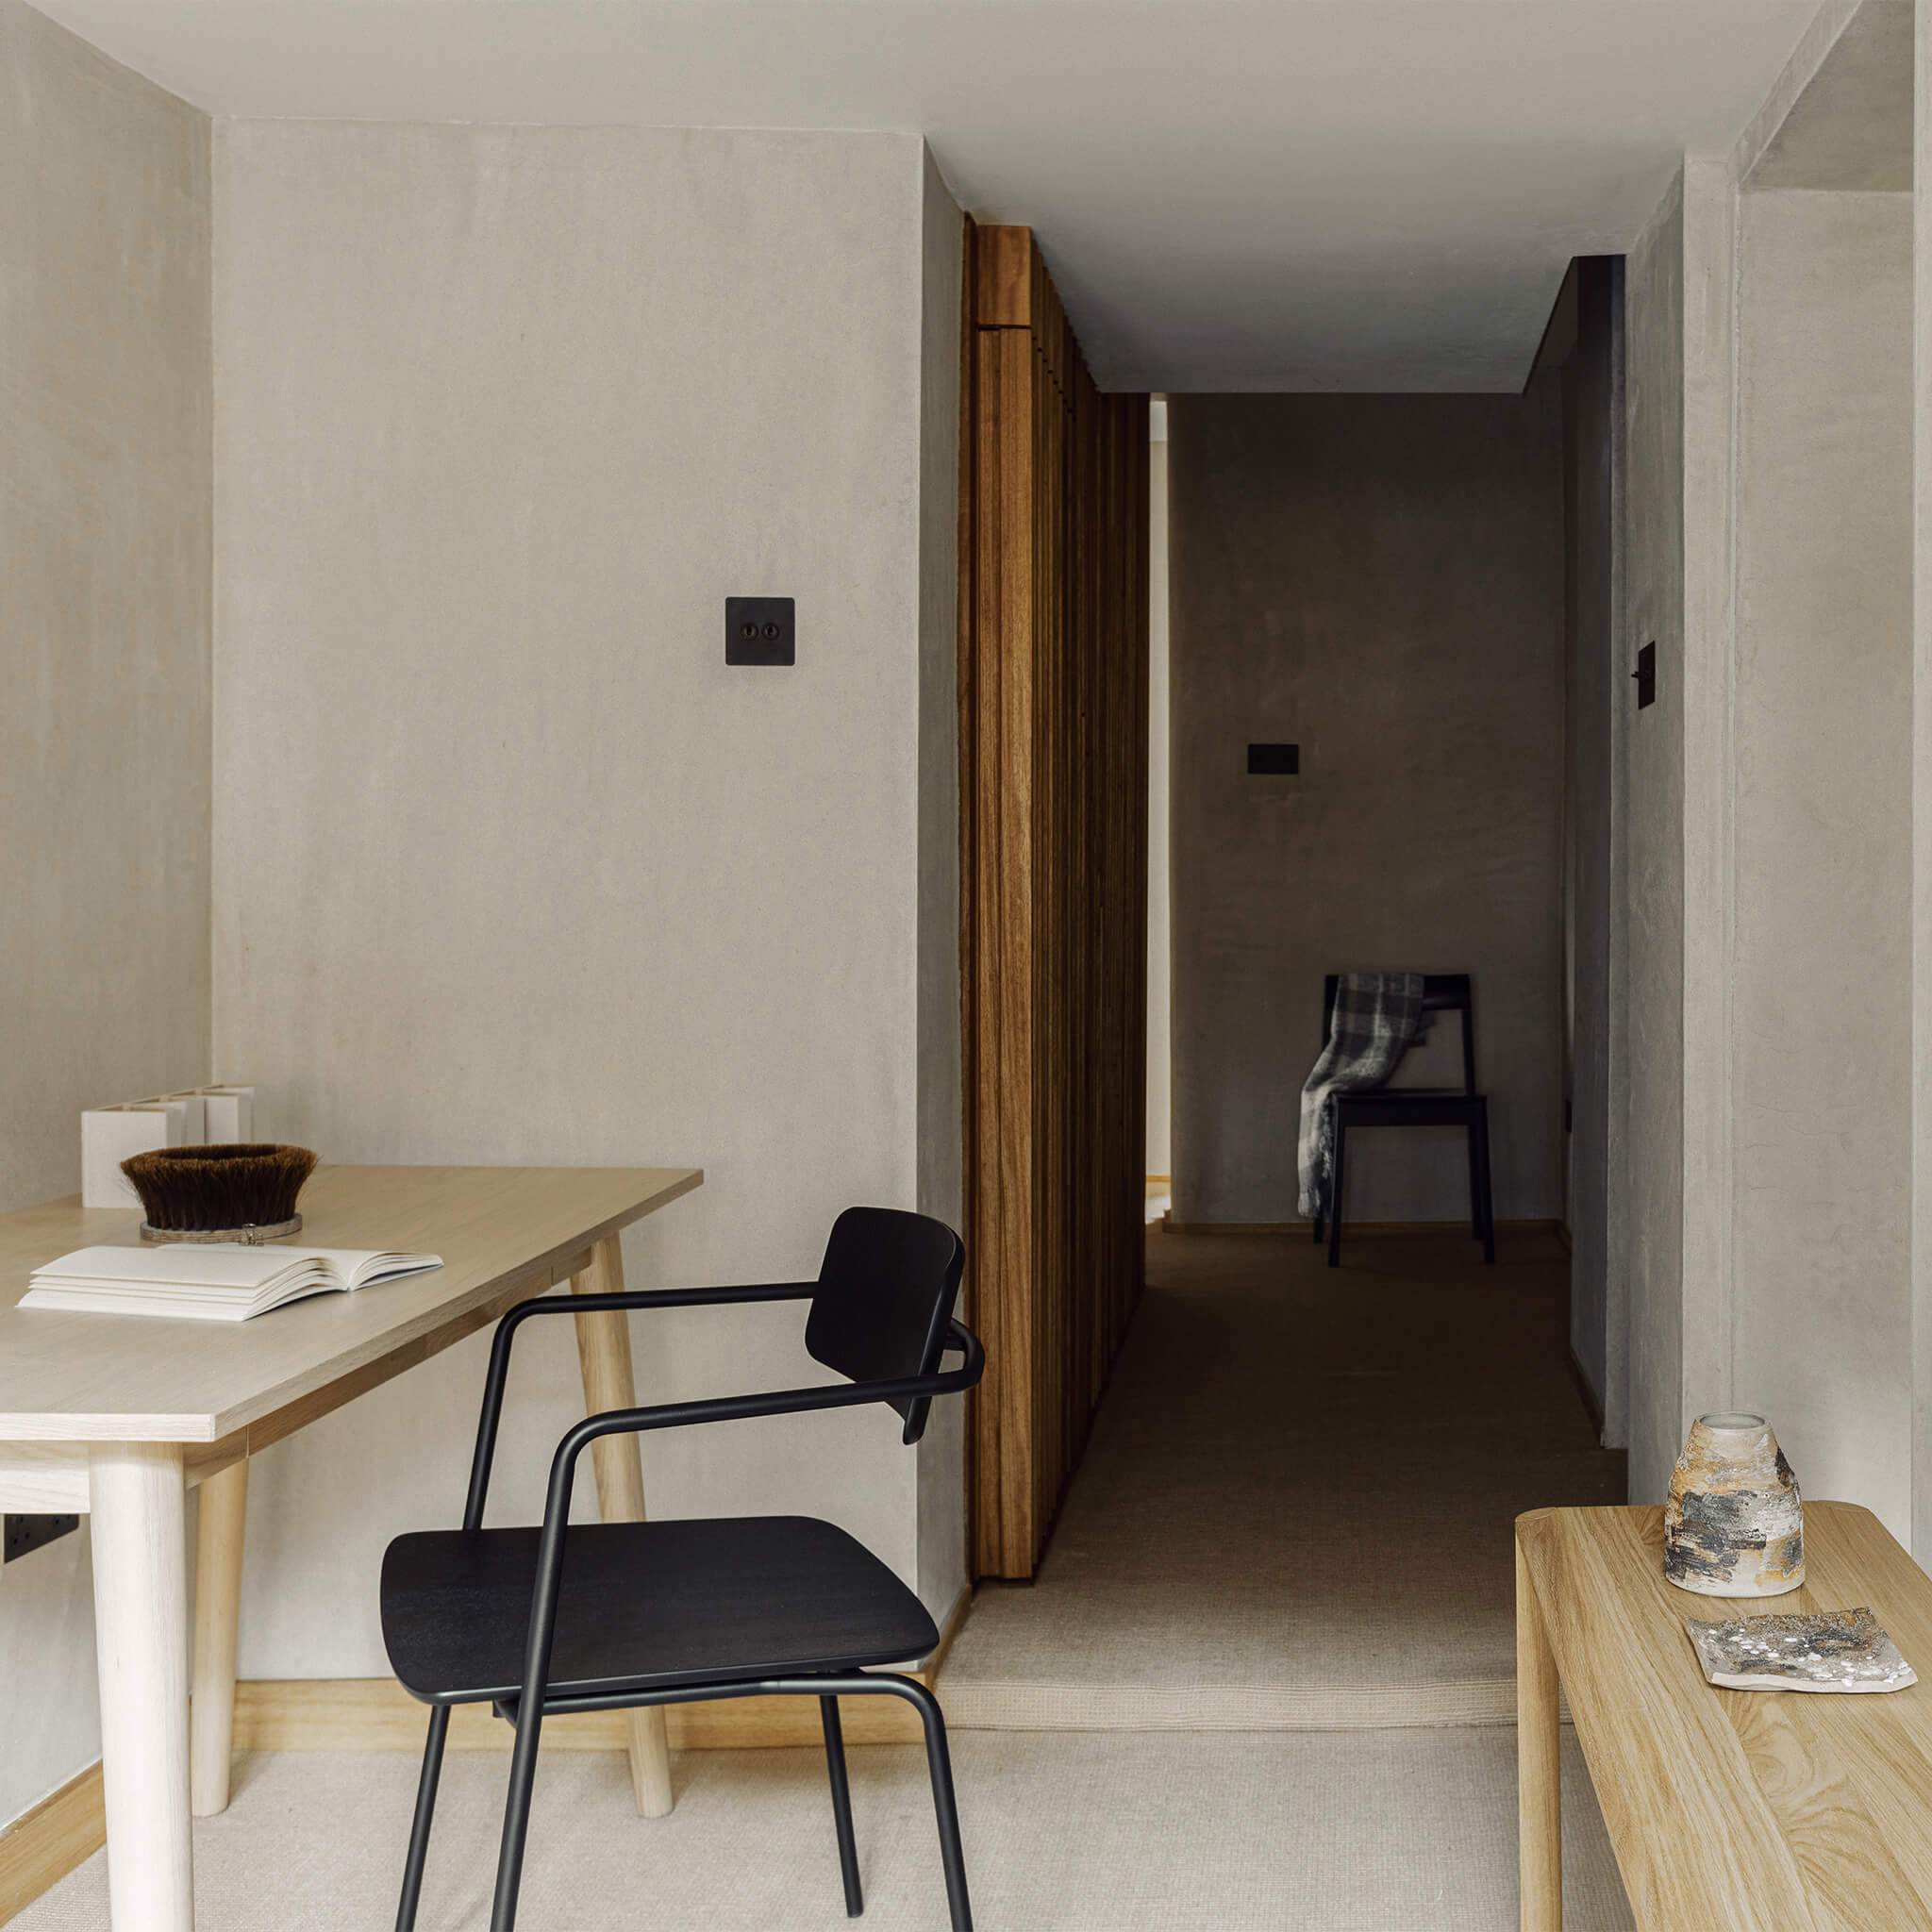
[461,1281,816,1529]
[506,1321,984,1728]
[558,1318,984,1464]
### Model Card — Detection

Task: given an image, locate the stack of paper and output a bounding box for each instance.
[20,1245,441,1323]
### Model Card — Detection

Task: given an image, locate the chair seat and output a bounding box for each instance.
[381,1514,939,1707]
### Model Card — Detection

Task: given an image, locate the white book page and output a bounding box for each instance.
[29,1244,306,1290]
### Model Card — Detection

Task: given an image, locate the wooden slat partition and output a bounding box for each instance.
[958,222,1151,1578]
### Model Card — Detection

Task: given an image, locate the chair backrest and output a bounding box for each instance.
[1321,973,1477,1094]
[804,1207,966,1445]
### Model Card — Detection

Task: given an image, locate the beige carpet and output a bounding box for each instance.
[15,1732,1633,1930]
[941,1226,1625,1730]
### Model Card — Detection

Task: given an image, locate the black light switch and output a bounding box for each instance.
[1633,641,1656,709]
[726,596,794,666]
[1247,742,1299,775]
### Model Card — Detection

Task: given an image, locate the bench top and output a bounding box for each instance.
[1517,1501,1932,1930]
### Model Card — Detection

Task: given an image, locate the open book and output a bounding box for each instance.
[20,1244,443,1322]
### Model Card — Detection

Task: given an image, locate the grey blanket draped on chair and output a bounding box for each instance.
[1296,972,1425,1221]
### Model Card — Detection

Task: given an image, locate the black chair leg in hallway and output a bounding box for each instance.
[1473,1110,1496,1264]
[1326,1123,1349,1270]
[822,1694,864,1918]
[396,1703,450,1932]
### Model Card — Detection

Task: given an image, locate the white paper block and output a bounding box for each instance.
[81,1107,182,1209]
[132,1095,198,1146]
[197,1087,255,1142]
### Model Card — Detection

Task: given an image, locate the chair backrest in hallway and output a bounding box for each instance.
[1321,973,1479,1094]
[805,1206,967,1445]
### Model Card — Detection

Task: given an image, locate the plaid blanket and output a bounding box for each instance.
[1297,972,1426,1220]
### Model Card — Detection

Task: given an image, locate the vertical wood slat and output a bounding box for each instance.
[958,223,1151,1578]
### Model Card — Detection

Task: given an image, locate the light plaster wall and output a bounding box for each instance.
[1562,261,1622,1432]
[1731,186,1913,1538]
[0,1,210,1828]
[1618,176,1689,1503]
[211,121,960,1677]
[1915,0,1932,1564]
[1168,392,1565,1227]
[913,149,966,1623]
[1146,430,1172,1181]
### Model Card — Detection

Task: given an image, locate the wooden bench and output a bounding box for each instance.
[1516,1501,1932,1930]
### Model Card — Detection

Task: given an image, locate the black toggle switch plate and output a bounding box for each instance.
[1633,641,1656,709]
[725,596,795,666]
[4,1514,79,1562]
[1247,742,1300,775]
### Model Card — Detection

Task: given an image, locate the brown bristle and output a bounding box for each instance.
[120,1143,318,1231]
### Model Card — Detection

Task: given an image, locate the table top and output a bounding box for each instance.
[1518,1501,1932,1931]
[0,1165,701,1444]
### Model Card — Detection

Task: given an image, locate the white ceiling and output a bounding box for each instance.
[35,0,1829,391]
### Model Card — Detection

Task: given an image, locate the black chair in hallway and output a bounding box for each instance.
[380,1206,986,1932]
[1310,972,1495,1269]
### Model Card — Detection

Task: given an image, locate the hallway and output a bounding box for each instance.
[944,1225,1626,1728]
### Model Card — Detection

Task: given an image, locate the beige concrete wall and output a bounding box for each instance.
[0,0,210,1828]
[1146,428,1172,1181]
[211,121,959,1677]
[1915,0,1932,1563]
[1561,261,1622,1431]
[1616,176,1688,1503]
[1168,392,1565,1227]
[1731,186,1913,1538]
[913,147,967,1620]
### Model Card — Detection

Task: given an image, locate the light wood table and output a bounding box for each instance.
[0,1163,701,1932]
[1517,1501,1932,1930]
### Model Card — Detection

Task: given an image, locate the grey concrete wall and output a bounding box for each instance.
[1731,186,1913,1538]
[211,121,957,1677]
[1619,176,1689,1504]
[913,148,966,1622]
[0,0,210,1829]
[1562,261,1622,1429]
[1168,392,1565,1227]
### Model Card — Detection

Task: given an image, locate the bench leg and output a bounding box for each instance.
[1517,1537,1562,1931]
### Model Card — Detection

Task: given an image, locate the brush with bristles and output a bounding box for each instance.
[121,1143,318,1243]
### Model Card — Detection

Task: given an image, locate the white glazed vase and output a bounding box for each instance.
[1663,1411,1804,1598]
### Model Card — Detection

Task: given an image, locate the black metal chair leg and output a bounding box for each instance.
[1465,1123,1482,1241]
[491,1700,545,1932]
[1326,1123,1347,1269]
[396,1703,451,1932]
[1474,1111,1496,1264]
[821,1694,864,1917]
[1310,1213,1324,1244]
[895,1679,973,1932]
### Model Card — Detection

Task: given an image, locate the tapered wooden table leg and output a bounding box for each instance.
[572,1235,674,1818]
[91,1441,194,1932]
[1518,1534,1562,1931]
[191,1457,248,1816]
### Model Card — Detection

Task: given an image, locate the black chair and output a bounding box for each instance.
[380,1206,986,1932]
[1310,973,1495,1269]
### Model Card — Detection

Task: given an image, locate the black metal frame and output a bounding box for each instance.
[1309,973,1496,1268]
[395,1281,985,1932]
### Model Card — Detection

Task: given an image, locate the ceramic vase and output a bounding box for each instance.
[1664,1411,1804,1597]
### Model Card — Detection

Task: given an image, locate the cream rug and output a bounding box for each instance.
[14,1731,1633,1930]
[941,1227,1625,1731]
